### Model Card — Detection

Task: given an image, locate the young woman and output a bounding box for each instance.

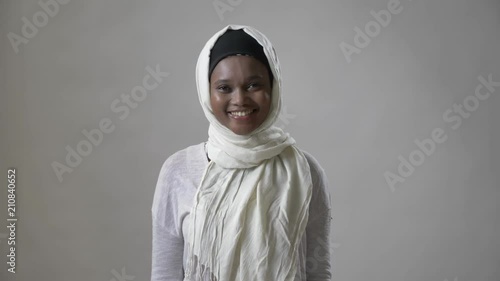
[151,25,332,281]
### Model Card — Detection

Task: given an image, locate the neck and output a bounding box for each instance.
[204,142,211,162]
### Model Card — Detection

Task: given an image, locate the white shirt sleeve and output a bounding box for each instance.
[303,151,333,281]
[151,223,184,281]
[151,156,185,281]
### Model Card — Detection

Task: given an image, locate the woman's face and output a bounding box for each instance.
[210,55,272,136]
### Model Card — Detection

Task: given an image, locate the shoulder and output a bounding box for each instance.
[299,148,332,213]
[157,142,205,178]
[300,149,327,186]
[152,143,205,232]
[154,142,206,196]
[152,142,205,210]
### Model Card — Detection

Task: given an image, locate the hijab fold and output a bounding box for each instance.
[184,25,313,281]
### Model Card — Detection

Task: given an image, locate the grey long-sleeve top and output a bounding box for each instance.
[151,142,333,281]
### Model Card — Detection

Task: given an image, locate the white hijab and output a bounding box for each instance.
[184,24,313,281]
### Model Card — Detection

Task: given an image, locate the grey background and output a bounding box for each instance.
[1,0,499,280]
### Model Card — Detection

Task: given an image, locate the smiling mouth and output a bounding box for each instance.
[228,109,257,119]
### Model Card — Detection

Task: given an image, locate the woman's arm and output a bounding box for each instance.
[304,152,333,281]
[306,207,333,280]
[151,223,184,281]
[151,158,185,281]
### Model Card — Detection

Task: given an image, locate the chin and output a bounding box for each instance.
[232,130,251,136]
[230,127,255,136]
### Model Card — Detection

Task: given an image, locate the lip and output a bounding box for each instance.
[227,108,256,112]
[227,109,257,120]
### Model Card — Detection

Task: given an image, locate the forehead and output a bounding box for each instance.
[211,55,268,76]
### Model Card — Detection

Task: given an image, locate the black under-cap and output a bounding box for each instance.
[208,29,274,84]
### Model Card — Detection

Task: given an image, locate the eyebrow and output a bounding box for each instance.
[214,75,263,84]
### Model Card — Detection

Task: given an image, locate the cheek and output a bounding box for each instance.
[209,90,217,107]
[209,94,215,110]
[261,92,272,111]
[210,92,227,113]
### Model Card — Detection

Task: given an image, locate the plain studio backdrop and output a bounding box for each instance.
[1,0,499,280]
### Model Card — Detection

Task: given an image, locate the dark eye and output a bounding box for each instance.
[248,83,260,90]
[217,85,230,93]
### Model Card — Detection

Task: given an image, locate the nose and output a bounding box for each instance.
[231,87,249,105]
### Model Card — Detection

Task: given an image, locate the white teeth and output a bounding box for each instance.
[230,110,253,117]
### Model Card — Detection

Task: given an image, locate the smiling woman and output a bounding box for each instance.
[210,54,272,135]
[151,25,332,281]
[207,28,274,136]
